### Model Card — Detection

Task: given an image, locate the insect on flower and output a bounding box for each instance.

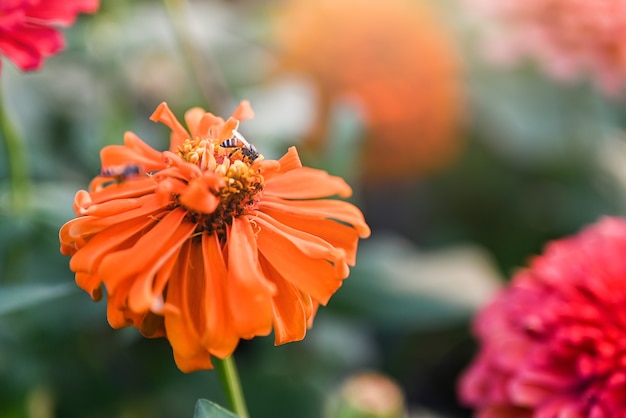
[100,164,142,183]
[60,101,371,373]
[220,130,260,162]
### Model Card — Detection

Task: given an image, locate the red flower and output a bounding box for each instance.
[59,101,370,372]
[459,217,626,417]
[0,0,99,72]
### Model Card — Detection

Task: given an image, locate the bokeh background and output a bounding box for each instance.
[1,0,626,417]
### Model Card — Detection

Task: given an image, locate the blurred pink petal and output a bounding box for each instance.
[459,217,626,416]
[466,0,626,96]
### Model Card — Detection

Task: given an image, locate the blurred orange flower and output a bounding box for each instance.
[274,0,463,181]
[59,101,370,372]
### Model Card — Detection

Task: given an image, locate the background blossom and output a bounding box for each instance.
[273,0,463,181]
[465,0,626,95]
[459,217,626,417]
[0,0,99,72]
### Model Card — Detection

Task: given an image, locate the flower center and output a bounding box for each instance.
[176,137,264,240]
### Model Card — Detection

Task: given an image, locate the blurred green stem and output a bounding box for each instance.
[162,0,231,114]
[215,355,250,418]
[0,88,29,211]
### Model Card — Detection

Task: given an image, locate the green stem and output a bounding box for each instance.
[214,355,250,418]
[0,88,30,212]
[162,0,232,114]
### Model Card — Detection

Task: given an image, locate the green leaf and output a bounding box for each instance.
[194,399,241,418]
[0,283,77,316]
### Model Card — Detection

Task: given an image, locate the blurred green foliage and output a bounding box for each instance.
[1,0,626,417]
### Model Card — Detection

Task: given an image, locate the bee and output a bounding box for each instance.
[220,130,260,162]
[100,164,142,182]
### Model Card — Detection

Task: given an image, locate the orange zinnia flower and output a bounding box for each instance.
[59,101,370,372]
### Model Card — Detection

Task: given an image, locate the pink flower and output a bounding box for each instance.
[459,217,626,417]
[467,0,626,96]
[0,0,99,73]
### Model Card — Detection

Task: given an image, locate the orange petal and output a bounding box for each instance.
[126,225,194,314]
[164,241,214,372]
[226,217,275,338]
[183,107,207,138]
[231,100,254,121]
[69,216,154,273]
[161,151,203,179]
[73,190,91,215]
[146,248,181,313]
[149,102,191,152]
[260,196,371,239]
[260,147,302,181]
[260,257,308,345]
[201,233,239,358]
[107,280,136,329]
[77,196,144,217]
[277,146,302,172]
[65,195,167,240]
[265,166,352,199]
[195,112,224,140]
[98,208,194,295]
[172,350,214,373]
[123,131,164,163]
[139,312,166,338]
[88,176,157,201]
[75,271,102,301]
[258,204,360,266]
[254,211,348,304]
[100,132,164,172]
[218,118,240,142]
[178,174,224,214]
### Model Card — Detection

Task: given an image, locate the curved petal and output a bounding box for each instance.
[150,102,191,152]
[88,176,157,200]
[100,132,164,172]
[127,227,195,314]
[260,147,302,181]
[260,256,308,345]
[77,196,144,217]
[163,241,214,372]
[258,203,362,266]
[226,217,275,338]
[196,113,224,141]
[178,174,224,214]
[201,233,240,358]
[107,280,146,331]
[219,118,239,142]
[69,216,154,273]
[183,107,207,138]
[139,312,166,338]
[260,196,371,237]
[75,271,102,301]
[172,348,214,373]
[265,166,352,199]
[99,208,194,294]
[231,100,254,121]
[66,194,167,240]
[254,211,349,304]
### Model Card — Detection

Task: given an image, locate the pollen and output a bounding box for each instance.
[182,152,264,240]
